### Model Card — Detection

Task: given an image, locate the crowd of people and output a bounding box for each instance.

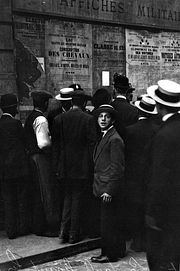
[0,73,180,270]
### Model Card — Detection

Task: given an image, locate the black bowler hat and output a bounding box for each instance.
[69,84,83,91]
[71,87,92,100]
[113,73,130,89]
[0,93,18,108]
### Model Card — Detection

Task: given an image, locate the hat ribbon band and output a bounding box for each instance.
[61,93,71,98]
[139,101,155,112]
[155,88,180,103]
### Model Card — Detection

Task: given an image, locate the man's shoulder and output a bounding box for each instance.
[112,99,138,112]
[0,115,21,125]
[109,128,124,142]
[66,108,93,119]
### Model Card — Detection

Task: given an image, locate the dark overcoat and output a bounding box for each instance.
[111,98,138,128]
[146,113,180,260]
[93,126,126,258]
[52,108,96,181]
[0,114,29,179]
[93,126,125,197]
[125,118,160,203]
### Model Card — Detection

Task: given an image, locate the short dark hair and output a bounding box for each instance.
[31,91,52,109]
[92,88,111,109]
[72,96,86,108]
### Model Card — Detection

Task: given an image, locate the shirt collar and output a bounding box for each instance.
[116,94,126,100]
[2,113,14,118]
[162,113,175,122]
[102,125,114,137]
[34,108,43,114]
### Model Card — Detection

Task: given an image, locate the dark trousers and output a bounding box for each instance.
[61,180,85,237]
[30,154,57,234]
[100,197,126,259]
[146,228,180,271]
[81,192,100,238]
[1,176,30,238]
[128,201,145,251]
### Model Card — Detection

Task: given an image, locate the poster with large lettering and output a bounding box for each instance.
[126,29,180,98]
[45,20,92,96]
[92,25,125,92]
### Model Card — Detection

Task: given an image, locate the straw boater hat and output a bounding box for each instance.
[147,80,180,107]
[93,104,117,119]
[135,94,158,114]
[55,88,74,101]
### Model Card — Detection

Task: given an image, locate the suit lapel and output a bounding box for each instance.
[94,127,116,162]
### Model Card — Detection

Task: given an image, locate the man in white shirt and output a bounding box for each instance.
[24,91,58,237]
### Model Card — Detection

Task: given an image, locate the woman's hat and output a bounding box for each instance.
[93,104,117,118]
[0,93,18,108]
[55,88,74,101]
[147,80,180,107]
[135,94,158,114]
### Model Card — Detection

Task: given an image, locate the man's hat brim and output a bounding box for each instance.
[93,105,117,119]
[55,94,72,101]
[135,100,158,114]
[147,85,180,107]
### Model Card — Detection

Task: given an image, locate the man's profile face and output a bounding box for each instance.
[98,112,113,130]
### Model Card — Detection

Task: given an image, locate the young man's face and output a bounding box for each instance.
[98,112,113,130]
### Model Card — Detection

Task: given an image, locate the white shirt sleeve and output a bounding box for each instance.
[33,116,51,149]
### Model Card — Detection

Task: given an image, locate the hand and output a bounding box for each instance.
[101,193,112,203]
[145,215,162,231]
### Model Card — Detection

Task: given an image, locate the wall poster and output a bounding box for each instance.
[92,25,125,93]
[14,15,46,107]
[126,29,180,99]
[45,20,92,96]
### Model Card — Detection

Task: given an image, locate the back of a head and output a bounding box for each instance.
[113,73,130,94]
[31,91,52,110]
[72,95,86,108]
[92,88,111,109]
[71,88,88,109]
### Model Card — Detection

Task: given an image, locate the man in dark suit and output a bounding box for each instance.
[47,87,74,133]
[52,88,96,244]
[0,94,30,239]
[91,104,126,263]
[111,73,138,136]
[146,80,180,271]
[125,94,160,252]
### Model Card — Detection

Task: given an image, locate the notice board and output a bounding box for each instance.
[92,25,125,92]
[45,20,92,96]
[126,29,180,99]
